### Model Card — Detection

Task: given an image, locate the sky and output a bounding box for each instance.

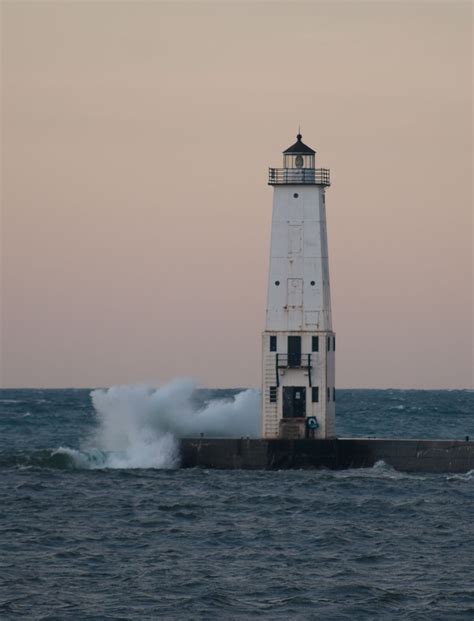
[1,1,472,389]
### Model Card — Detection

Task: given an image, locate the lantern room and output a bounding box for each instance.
[268,133,330,186]
[282,133,315,169]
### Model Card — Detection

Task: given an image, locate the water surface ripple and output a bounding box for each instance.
[1,389,473,619]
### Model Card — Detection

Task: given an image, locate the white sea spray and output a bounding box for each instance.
[59,378,261,469]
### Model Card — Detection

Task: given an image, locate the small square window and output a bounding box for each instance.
[312,387,319,403]
[269,386,277,402]
[312,336,319,352]
[270,336,277,352]
[332,387,336,402]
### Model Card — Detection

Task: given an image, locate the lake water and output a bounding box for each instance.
[1,387,473,619]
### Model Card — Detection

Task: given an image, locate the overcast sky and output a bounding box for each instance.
[1,1,472,389]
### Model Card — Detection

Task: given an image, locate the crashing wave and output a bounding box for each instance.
[1,379,261,470]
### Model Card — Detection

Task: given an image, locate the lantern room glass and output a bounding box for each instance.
[283,153,315,169]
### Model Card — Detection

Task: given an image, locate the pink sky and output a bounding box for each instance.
[1,1,472,388]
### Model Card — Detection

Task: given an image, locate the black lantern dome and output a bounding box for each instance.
[282,134,315,169]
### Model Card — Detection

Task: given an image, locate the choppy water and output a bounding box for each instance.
[1,387,473,619]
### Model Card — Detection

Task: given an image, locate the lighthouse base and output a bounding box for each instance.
[180,438,474,473]
[279,418,307,439]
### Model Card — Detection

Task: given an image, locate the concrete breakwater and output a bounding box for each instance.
[180,438,474,473]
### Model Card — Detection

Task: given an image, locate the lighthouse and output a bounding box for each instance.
[262,134,336,440]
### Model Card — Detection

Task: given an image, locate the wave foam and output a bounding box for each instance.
[447,469,474,482]
[51,439,179,470]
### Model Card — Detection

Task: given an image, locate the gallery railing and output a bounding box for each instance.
[268,168,330,186]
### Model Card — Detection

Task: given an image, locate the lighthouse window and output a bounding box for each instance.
[310,281,315,286]
[333,336,336,351]
[275,281,280,286]
[312,387,319,403]
[312,336,319,352]
[327,337,331,351]
[327,388,330,401]
[287,336,302,367]
[269,386,277,402]
[270,336,277,352]
[293,193,299,198]
[333,387,336,401]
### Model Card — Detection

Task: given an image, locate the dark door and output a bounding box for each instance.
[283,387,306,418]
[288,336,301,367]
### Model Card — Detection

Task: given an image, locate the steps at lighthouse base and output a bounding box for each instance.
[179,438,474,473]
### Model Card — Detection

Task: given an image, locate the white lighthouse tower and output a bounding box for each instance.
[262,134,336,440]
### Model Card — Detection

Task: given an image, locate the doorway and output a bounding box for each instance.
[283,386,306,418]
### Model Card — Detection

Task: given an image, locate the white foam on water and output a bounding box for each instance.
[447,469,474,482]
[331,460,426,481]
[64,378,261,470]
[52,446,103,469]
[52,439,178,470]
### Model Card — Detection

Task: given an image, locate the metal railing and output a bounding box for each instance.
[275,353,313,387]
[268,168,330,186]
